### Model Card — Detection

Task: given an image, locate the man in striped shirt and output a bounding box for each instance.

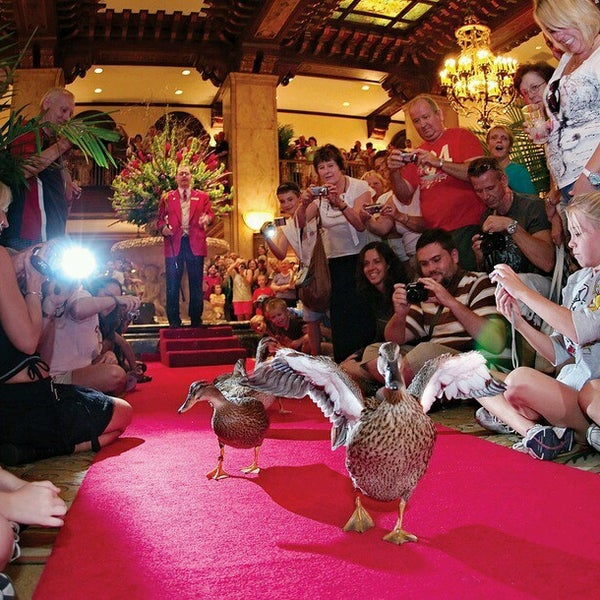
[383,228,509,385]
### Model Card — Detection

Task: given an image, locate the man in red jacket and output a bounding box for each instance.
[157,164,214,328]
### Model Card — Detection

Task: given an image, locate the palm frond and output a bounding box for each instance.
[46,113,121,169]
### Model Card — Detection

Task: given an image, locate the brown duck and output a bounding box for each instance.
[242,341,437,544]
[178,381,269,480]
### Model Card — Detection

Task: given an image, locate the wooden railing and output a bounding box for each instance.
[279,159,368,189]
[68,152,121,187]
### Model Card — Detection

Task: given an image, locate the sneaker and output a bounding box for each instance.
[475,407,515,435]
[9,522,20,563]
[586,424,600,452]
[511,439,528,454]
[522,424,575,460]
[0,573,15,599]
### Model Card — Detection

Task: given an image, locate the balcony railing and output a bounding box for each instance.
[279,159,368,189]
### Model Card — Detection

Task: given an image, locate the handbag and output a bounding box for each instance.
[298,213,331,312]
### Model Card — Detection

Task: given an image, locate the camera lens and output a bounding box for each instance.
[406,282,428,303]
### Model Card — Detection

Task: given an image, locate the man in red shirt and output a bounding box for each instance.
[2,88,80,250]
[388,94,485,270]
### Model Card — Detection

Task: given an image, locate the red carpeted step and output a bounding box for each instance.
[159,326,247,367]
[162,347,247,367]
[160,337,242,352]
[159,326,233,340]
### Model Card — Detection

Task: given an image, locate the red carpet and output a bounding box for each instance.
[35,362,600,599]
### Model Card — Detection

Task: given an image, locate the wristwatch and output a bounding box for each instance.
[582,167,600,187]
[507,220,518,235]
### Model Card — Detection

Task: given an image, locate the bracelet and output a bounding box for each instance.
[25,291,43,299]
[438,158,444,169]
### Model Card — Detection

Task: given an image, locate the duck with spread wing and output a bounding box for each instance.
[242,340,437,544]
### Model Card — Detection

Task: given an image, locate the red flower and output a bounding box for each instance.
[165,142,171,156]
[176,151,183,163]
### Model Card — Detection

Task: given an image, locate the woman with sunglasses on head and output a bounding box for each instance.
[534,0,600,204]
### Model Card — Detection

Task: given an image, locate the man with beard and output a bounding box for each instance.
[346,229,509,388]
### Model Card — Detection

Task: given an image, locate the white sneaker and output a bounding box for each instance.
[475,407,515,435]
[586,424,600,452]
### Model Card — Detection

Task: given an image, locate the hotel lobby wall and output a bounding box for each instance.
[72,104,401,155]
[279,112,405,152]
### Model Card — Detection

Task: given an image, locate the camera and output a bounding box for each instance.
[400,151,418,163]
[364,203,382,215]
[31,247,55,279]
[127,309,140,322]
[479,232,506,255]
[262,217,287,239]
[406,281,429,303]
[310,186,329,197]
[30,244,97,281]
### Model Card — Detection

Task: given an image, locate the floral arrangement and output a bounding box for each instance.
[111,122,232,228]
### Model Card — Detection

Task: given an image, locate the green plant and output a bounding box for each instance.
[471,104,551,194]
[278,124,294,159]
[111,120,232,227]
[0,26,119,192]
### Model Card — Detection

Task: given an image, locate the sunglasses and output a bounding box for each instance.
[547,79,561,115]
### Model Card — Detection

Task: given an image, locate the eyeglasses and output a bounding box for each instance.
[519,81,545,99]
[547,79,561,115]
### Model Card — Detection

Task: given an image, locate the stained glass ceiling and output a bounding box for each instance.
[332,0,440,31]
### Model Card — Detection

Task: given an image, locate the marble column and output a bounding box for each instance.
[11,68,65,118]
[220,73,279,259]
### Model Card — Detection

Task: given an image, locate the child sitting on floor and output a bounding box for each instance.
[263,297,308,352]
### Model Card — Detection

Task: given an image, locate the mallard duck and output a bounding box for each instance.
[407,351,506,413]
[242,341,436,544]
[212,338,289,413]
[178,381,269,480]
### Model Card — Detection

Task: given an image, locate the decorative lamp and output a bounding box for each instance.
[243,210,274,232]
[439,15,518,129]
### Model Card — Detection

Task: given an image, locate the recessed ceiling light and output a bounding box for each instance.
[175,89,183,95]
[535,45,542,50]
[361,85,370,91]
[94,88,103,94]
[94,67,103,74]
[181,69,191,76]
[342,101,350,107]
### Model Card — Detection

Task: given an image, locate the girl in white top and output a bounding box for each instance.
[480,191,600,460]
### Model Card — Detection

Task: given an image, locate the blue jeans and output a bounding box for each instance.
[165,236,204,327]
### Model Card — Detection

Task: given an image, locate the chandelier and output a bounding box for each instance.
[439,16,518,129]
